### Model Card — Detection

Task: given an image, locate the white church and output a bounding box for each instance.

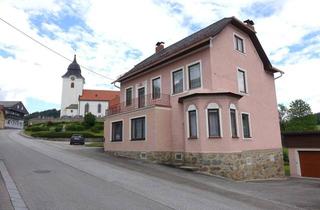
[60,55,119,118]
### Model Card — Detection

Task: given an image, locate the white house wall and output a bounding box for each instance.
[5,119,24,129]
[79,101,108,117]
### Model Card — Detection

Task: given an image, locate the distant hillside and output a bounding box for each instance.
[24,109,60,120]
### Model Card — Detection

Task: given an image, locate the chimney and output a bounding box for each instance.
[244,19,255,31]
[155,41,165,53]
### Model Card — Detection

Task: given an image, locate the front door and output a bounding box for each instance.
[138,87,145,108]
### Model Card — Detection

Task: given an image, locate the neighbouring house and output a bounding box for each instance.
[60,55,120,118]
[104,17,284,180]
[0,101,29,129]
[0,105,4,128]
[282,132,320,178]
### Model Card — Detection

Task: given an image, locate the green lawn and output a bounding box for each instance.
[85,142,104,147]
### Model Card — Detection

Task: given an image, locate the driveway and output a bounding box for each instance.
[0,129,319,210]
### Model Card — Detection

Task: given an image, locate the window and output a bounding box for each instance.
[238,69,247,93]
[152,77,161,99]
[112,121,123,142]
[126,87,132,106]
[187,105,198,139]
[85,103,89,113]
[188,110,197,138]
[235,35,244,53]
[208,109,221,137]
[97,104,101,113]
[138,87,145,108]
[172,69,183,94]
[230,108,238,138]
[188,62,201,89]
[242,113,251,138]
[71,82,74,88]
[131,117,145,140]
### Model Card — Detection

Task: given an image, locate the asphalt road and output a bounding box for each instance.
[0,130,319,210]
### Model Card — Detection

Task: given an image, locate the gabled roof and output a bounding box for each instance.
[62,55,85,79]
[115,17,280,83]
[79,89,120,101]
[0,101,29,114]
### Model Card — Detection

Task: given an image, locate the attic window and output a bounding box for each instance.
[234,35,244,53]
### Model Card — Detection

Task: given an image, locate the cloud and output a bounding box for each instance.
[0,0,319,113]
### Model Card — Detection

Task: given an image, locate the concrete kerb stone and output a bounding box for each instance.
[0,161,28,210]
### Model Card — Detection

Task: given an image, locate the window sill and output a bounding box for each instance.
[234,49,246,55]
[232,136,240,139]
[243,137,252,140]
[208,136,222,139]
[188,137,198,140]
[111,140,123,142]
[131,138,146,141]
[239,91,249,96]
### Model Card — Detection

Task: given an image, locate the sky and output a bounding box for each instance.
[0,0,319,113]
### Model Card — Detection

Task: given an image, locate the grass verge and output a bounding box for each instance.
[284,163,290,176]
[85,142,104,147]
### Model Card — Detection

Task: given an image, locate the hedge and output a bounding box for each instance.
[26,126,50,132]
[90,124,104,133]
[30,131,103,138]
[65,124,85,131]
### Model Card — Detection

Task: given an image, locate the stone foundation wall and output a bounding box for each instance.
[105,149,284,180]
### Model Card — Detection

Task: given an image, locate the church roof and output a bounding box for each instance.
[62,55,85,79]
[79,89,120,101]
[66,104,78,109]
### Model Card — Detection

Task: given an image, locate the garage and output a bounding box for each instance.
[298,151,320,178]
[282,132,320,178]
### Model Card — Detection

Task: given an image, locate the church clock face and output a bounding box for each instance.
[70,76,75,81]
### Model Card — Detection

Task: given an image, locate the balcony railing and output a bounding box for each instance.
[107,94,171,116]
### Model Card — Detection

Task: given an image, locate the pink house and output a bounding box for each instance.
[104,17,284,180]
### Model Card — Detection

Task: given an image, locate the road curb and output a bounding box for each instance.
[0,161,28,210]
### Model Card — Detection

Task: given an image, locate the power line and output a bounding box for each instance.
[0,17,116,81]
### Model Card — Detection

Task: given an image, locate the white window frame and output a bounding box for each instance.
[229,104,239,138]
[233,33,246,54]
[129,115,147,141]
[171,67,185,95]
[186,105,199,139]
[125,86,133,106]
[241,112,252,140]
[109,119,124,142]
[205,103,223,138]
[150,75,162,99]
[237,67,249,95]
[136,85,147,108]
[186,60,203,90]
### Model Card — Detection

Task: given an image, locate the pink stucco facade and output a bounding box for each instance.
[104,24,281,155]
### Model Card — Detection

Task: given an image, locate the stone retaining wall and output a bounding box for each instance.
[106,149,284,180]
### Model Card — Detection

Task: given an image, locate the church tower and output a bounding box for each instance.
[60,55,85,117]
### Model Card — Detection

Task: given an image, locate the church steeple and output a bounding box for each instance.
[62,54,84,79]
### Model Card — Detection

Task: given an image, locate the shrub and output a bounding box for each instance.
[65,124,85,131]
[83,113,96,128]
[283,148,289,164]
[47,121,54,126]
[27,126,49,132]
[90,124,104,133]
[30,131,103,138]
[54,125,63,132]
